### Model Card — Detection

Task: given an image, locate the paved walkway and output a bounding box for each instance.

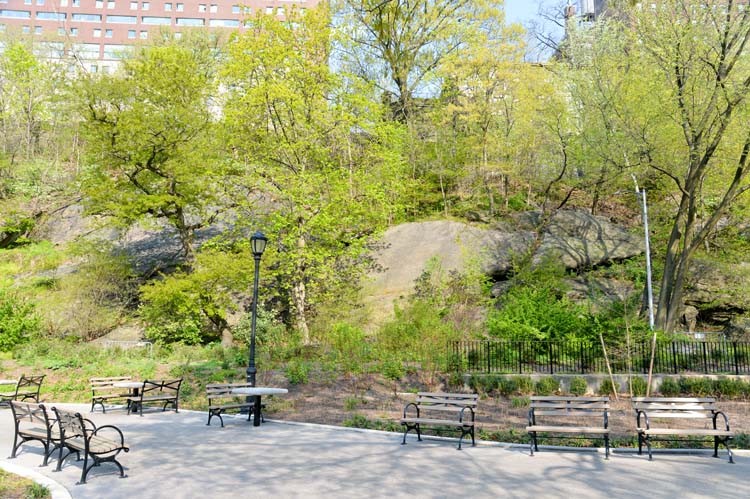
[2,403,749,498]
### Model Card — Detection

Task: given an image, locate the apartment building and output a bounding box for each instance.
[0,0,318,72]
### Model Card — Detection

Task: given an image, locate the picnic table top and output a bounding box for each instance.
[231,387,288,396]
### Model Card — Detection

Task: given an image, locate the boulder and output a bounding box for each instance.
[365,211,645,322]
[683,259,750,325]
[723,316,750,341]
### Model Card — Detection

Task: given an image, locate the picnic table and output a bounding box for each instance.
[230,387,288,427]
[113,381,144,412]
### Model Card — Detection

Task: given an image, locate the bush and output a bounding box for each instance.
[0,289,40,351]
[568,377,588,396]
[535,376,560,396]
[514,376,535,395]
[658,377,680,396]
[285,359,310,385]
[598,379,619,396]
[628,377,648,396]
[381,358,405,382]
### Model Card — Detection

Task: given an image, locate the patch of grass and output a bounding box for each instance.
[0,468,51,499]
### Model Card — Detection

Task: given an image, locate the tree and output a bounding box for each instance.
[334,0,498,123]
[566,0,750,332]
[222,7,408,343]
[79,34,227,263]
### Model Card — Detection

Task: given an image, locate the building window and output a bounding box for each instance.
[0,9,32,18]
[70,27,78,36]
[265,7,273,15]
[108,1,115,8]
[90,65,98,73]
[142,2,149,11]
[34,25,42,34]
[175,17,203,26]
[72,13,102,22]
[60,0,67,5]
[209,4,217,13]
[57,27,65,35]
[277,7,283,16]
[105,28,112,37]
[72,0,79,6]
[164,2,171,11]
[176,3,183,12]
[95,0,103,7]
[108,14,136,22]
[142,16,170,25]
[231,5,239,14]
[140,30,147,39]
[127,29,135,38]
[36,0,44,5]
[36,11,66,20]
[93,28,101,37]
[198,4,206,12]
[130,1,137,9]
[22,24,29,33]
[23,0,30,5]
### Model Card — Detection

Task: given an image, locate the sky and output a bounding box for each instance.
[504,0,563,26]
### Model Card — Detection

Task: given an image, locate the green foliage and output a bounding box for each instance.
[658,377,680,396]
[511,396,530,408]
[380,358,405,382]
[285,359,311,385]
[598,379,619,396]
[0,288,39,351]
[568,377,589,396]
[534,376,560,396]
[487,259,596,342]
[628,376,648,397]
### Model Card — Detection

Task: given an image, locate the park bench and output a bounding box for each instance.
[0,374,45,407]
[8,401,60,467]
[90,376,133,413]
[206,383,265,427]
[633,397,734,463]
[400,392,478,450]
[52,406,129,484]
[526,396,610,459]
[127,379,182,416]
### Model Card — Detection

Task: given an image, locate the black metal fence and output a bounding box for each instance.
[450,340,750,375]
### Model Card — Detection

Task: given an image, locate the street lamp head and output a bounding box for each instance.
[250,231,268,258]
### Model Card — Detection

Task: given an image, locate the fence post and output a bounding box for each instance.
[518,342,523,374]
[486,341,491,374]
[671,342,677,374]
[701,342,708,374]
[580,342,584,374]
[734,342,740,376]
[548,342,553,375]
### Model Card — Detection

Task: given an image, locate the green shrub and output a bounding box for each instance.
[498,377,518,397]
[514,376,535,395]
[511,396,530,408]
[535,376,560,396]
[285,359,310,385]
[598,379,619,396]
[713,377,743,399]
[658,377,680,396]
[381,358,405,382]
[344,397,360,411]
[568,377,588,396]
[628,377,648,396]
[0,289,40,351]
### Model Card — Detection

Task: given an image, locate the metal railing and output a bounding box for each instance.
[450,340,750,375]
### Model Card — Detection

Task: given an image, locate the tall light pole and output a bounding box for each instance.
[632,176,655,331]
[247,230,267,387]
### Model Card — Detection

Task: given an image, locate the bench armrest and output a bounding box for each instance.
[402,402,419,419]
[636,410,650,430]
[459,406,474,423]
[92,425,129,452]
[713,411,731,432]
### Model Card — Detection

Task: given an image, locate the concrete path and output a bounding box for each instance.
[2,404,749,498]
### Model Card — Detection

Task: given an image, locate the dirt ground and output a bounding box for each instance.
[258,371,750,440]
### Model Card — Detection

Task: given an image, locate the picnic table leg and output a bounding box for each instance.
[253,395,262,426]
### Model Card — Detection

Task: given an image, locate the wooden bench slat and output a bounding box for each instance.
[638,428,733,436]
[400,417,475,426]
[532,409,610,416]
[530,396,609,402]
[526,425,610,434]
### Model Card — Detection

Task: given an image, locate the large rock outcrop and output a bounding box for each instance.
[365,211,645,322]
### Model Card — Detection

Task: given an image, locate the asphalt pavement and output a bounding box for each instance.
[1,403,749,498]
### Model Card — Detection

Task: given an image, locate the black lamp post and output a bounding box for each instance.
[246,230,267,387]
